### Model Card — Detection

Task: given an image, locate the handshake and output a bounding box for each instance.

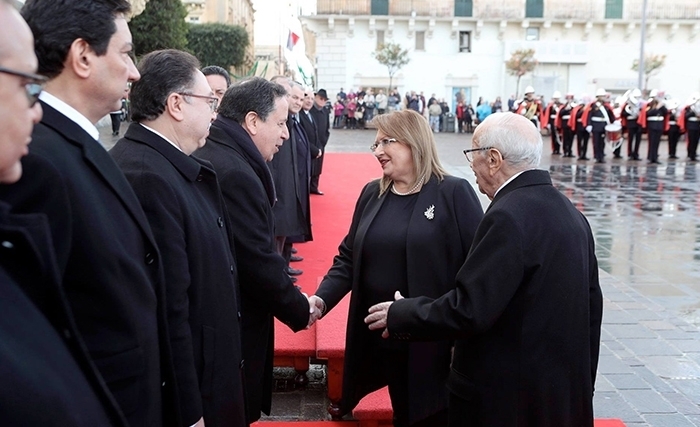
[304,294,326,329]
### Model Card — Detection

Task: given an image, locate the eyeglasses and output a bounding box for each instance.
[370,137,397,152]
[0,66,48,107]
[178,92,219,112]
[463,146,495,162]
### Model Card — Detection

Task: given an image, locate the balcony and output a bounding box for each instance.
[313,0,700,21]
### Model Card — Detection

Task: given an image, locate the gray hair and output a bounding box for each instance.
[477,112,542,169]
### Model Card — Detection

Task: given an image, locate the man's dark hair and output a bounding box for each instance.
[130,49,200,122]
[201,65,231,87]
[21,0,131,79]
[218,77,287,123]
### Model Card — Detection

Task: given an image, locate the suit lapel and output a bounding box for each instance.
[40,103,156,243]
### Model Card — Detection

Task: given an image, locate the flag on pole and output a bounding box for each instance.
[286,30,300,51]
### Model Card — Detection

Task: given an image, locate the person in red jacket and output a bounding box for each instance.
[639,89,669,164]
[678,92,700,161]
[514,86,543,129]
[542,91,563,154]
[556,94,576,157]
[581,88,616,163]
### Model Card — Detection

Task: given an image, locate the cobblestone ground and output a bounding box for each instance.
[101,119,700,426]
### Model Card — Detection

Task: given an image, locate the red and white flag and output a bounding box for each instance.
[286,30,299,51]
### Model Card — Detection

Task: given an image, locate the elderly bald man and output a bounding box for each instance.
[366,112,603,427]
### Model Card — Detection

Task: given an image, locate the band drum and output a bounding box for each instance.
[605,123,623,149]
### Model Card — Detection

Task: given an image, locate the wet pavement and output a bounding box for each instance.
[99,121,700,426]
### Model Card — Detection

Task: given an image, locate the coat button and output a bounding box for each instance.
[145,252,155,265]
[230,265,234,274]
[237,311,241,320]
[162,381,166,387]
[217,217,224,228]
[1,241,13,249]
[196,174,203,182]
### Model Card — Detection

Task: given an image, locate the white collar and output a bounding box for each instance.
[494,169,532,198]
[40,91,100,141]
[139,124,183,153]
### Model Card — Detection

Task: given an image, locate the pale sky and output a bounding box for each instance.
[252,0,316,46]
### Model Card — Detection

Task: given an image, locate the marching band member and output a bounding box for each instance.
[515,86,543,129]
[582,88,615,163]
[620,88,643,160]
[556,93,576,157]
[639,89,668,164]
[678,92,700,161]
[542,91,563,154]
[666,99,682,160]
[568,94,590,160]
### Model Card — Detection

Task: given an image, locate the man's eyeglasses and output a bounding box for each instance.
[370,137,397,152]
[178,92,219,112]
[0,66,48,107]
[463,146,495,162]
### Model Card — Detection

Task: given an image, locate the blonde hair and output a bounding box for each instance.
[372,109,448,195]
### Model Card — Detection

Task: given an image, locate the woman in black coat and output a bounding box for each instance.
[311,110,484,426]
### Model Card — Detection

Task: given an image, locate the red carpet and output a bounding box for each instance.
[292,153,381,293]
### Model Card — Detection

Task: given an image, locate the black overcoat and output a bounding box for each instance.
[196,120,310,423]
[315,176,483,424]
[268,115,311,239]
[388,170,603,427]
[309,104,330,176]
[0,102,179,427]
[110,123,247,427]
[0,201,125,426]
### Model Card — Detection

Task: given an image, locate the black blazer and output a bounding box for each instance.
[268,115,311,238]
[0,102,179,427]
[111,123,247,427]
[0,201,124,426]
[196,121,310,422]
[309,105,330,177]
[315,176,483,424]
[388,170,603,427]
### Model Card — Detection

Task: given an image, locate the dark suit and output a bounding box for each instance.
[300,108,325,193]
[388,170,603,427]
[195,119,310,422]
[300,104,330,193]
[268,115,310,239]
[315,176,483,425]
[0,101,178,427]
[110,123,247,427]
[0,201,124,426]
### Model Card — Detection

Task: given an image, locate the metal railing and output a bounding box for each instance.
[316,0,371,15]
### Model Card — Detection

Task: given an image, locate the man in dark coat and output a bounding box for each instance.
[196,77,316,423]
[367,112,603,427]
[0,1,179,425]
[0,4,125,424]
[268,79,313,266]
[110,50,246,427]
[309,89,331,194]
[299,87,323,195]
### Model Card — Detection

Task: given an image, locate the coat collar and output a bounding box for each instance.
[123,122,206,183]
[488,169,551,210]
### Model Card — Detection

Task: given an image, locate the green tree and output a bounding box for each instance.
[505,48,538,98]
[187,23,249,71]
[372,42,410,93]
[632,54,666,92]
[130,0,188,56]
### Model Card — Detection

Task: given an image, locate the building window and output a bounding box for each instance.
[525,0,544,18]
[188,16,200,24]
[376,30,385,49]
[455,0,473,17]
[371,0,389,15]
[525,27,539,41]
[459,31,471,53]
[605,0,623,19]
[415,31,425,51]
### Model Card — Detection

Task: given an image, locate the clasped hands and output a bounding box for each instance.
[303,291,404,333]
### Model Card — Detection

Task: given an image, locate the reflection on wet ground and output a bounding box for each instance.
[549,161,700,326]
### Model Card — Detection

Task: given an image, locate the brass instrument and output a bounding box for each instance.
[523,101,539,120]
[692,100,700,116]
[624,101,640,117]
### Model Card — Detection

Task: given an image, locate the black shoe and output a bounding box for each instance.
[669,155,678,159]
[578,157,589,161]
[311,190,324,195]
[291,247,298,254]
[112,131,119,136]
[289,275,297,283]
[287,267,303,276]
[613,155,623,159]
[595,159,605,163]
[290,254,304,262]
